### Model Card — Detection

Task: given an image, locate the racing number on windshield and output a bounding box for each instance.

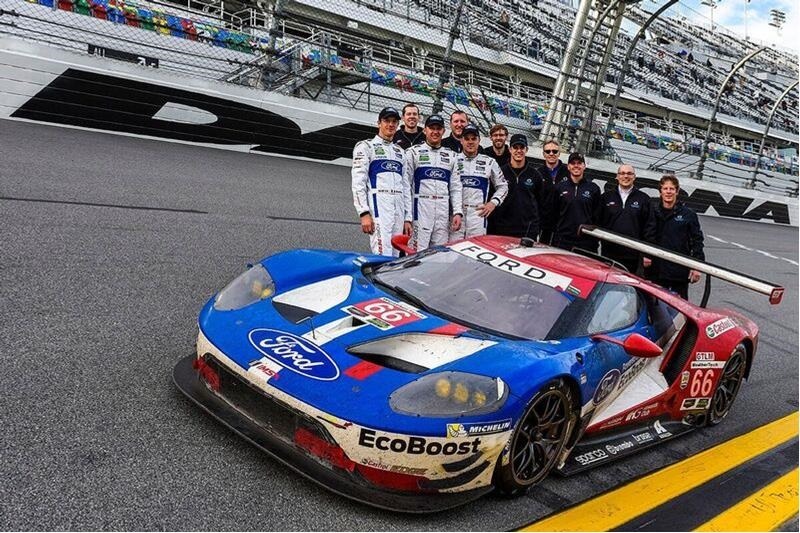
[353,298,425,328]
[689,369,715,397]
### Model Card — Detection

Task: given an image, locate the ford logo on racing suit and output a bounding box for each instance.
[380,161,401,173]
[249,329,340,381]
[462,177,481,188]
[424,168,446,180]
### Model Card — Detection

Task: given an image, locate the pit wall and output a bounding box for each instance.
[1,37,796,226]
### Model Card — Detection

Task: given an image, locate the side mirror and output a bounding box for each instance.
[391,234,416,256]
[591,333,663,358]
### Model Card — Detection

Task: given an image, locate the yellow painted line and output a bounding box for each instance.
[519,412,799,532]
[694,468,799,532]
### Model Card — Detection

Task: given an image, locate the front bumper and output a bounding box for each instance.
[173,354,493,513]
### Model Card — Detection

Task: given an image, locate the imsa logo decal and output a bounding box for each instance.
[249,329,340,381]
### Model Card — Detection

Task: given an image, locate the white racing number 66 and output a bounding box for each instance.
[363,301,412,323]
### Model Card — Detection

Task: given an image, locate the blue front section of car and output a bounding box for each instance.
[198,248,649,438]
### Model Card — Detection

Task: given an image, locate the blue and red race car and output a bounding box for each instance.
[173,228,783,512]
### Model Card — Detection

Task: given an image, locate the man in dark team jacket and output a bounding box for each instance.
[537,139,570,244]
[441,110,467,153]
[596,164,656,274]
[487,134,549,238]
[644,175,704,299]
[551,152,601,253]
[392,103,425,149]
[482,124,511,167]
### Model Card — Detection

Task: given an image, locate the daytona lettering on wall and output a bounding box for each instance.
[10,69,793,224]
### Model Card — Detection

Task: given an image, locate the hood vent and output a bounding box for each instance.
[347,333,496,373]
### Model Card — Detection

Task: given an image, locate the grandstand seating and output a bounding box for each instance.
[5,0,797,191]
[39,0,260,52]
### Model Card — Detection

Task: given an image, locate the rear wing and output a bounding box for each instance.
[580,226,785,306]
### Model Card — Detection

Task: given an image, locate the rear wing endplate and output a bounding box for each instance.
[580,226,784,306]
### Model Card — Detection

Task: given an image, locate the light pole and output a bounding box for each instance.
[701,0,718,31]
[769,9,786,31]
[748,81,798,190]
[431,0,466,115]
[696,46,767,181]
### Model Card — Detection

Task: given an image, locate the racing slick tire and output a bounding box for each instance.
[707,343,747,426]
[493,379,575,496]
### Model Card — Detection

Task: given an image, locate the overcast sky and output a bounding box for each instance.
[668,0,796,52]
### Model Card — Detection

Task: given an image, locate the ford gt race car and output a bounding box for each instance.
[173,227,784,512]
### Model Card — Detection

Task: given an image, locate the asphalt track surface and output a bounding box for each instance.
[1,119,797,531]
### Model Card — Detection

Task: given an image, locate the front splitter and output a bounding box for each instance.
[172,354,493,513]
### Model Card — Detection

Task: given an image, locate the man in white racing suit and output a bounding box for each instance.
[403,114,463,251]
[352,107,409,257]
[449,123,508,240]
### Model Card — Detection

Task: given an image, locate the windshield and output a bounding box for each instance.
[370,247,589,340]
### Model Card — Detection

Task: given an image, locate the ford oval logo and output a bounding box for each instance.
[424,169,446,179]
[462,177,481,187]
[248,329,340,381]
[382,161,401,173]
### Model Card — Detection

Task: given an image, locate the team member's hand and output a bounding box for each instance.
[403,221,413,236]
[360,213,374,234]
[477,202,496,218]
[689,269,701,283]
[451,214,462,231]
[642,257,652,268]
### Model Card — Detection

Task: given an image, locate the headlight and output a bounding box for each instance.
[389,372,508,417]
[213,263,275,311]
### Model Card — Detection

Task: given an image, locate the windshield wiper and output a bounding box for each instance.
[382,283,433,314]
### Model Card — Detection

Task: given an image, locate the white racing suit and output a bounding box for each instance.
[404,143,463,251]
[449,153,508,240]
[352,135,407,257]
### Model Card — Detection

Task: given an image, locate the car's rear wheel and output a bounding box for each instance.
[707,343,747,426]
[494,380,574,496]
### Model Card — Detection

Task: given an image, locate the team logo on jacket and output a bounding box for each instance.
[424,168,447,180]
[249,329,340,380]
[462,177,481,187]
[379,160,402,173]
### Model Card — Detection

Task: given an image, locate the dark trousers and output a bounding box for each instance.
[651,278,689,299]
[606,253,641,275]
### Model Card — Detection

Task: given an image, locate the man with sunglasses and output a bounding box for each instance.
[487,134,550,239]
[537,139,570,244]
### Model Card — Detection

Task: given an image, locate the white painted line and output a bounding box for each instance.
[708,234,797,267]
[756,250,779,259]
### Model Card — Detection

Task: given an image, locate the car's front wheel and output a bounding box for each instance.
[707,343,747,426]
[493,380,575,496]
